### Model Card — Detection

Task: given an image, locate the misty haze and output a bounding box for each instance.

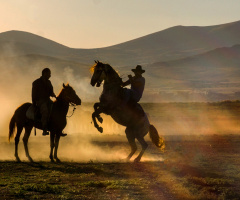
[1,18,240,199]
[1,20,240,161]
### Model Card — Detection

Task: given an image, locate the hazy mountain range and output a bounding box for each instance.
[1,20,240,102]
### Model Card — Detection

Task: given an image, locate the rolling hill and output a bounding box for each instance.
[1,20,240,66]
[148,44,240,87]
[1,20,240,102]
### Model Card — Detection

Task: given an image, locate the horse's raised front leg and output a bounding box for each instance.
[49,132,55,162]
[92,112,103,133]
[94,102,103,123]
[22,126,34,162]
[54,134,61,163]
[92,103,103,133]
[15,126,23,162]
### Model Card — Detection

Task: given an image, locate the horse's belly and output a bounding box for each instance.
[111,109,150,130]
[111,114,127,127]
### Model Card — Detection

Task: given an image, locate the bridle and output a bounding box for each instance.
[95,67,105,87]
[67,102,76,118]
[58,92,78,118]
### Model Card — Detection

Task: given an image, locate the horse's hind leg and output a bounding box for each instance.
[49,132,55,162]
[53,134,61,163]
[23,126,33,162]
[15,126,23,162]
[125,128,137,161]
[134,136,148,162]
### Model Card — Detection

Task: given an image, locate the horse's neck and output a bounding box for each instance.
[104,71,121,89]
[54,94,69,116]
[103,79,121,92]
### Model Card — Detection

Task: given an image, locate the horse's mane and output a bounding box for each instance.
[55,83,73,102]
[90,61,121,81]
[105,64,120,79]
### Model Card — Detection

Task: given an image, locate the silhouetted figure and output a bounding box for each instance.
[90,61,165,162]
[32,68,66,137]
[122,65,145,116]
[9,83,81,162]
[32,68,55,136]
[122,65,145,103]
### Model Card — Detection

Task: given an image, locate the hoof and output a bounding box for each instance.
[97,127,103,133]
[28,157,34,163]
[49,155,54,162]
[16,157,21,163]
[134,157,141,163]
[55,158,61,163]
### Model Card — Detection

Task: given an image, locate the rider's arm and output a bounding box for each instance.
[48,81,56,98]
[122,75,133,87]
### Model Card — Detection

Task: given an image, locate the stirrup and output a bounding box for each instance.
[42,130,49,136]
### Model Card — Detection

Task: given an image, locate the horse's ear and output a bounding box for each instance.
[95,60,97,63]
[63,83,66,88]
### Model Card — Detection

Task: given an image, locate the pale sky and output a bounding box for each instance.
[0,0,240,48]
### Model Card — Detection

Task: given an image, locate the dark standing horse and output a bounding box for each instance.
[90,61,165,162]
[9,83,81,162]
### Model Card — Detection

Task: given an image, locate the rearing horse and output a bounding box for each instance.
[90,61,165,162]
[9,83,81,162]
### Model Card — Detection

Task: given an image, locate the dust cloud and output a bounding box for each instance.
[0,47,240,163]
[0,53,137,162]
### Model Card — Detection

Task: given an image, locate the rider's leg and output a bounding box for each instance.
[127,92,145,117]
[38,101,49,136]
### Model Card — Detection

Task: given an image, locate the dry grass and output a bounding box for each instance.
[1,134,240,199]
[1,102,240,199]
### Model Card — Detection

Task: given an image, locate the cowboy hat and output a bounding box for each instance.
[131,65,145,73]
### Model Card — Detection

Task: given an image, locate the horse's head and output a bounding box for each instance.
[90,60,121,87]
[90,60,106,87]
[59,83,81,105]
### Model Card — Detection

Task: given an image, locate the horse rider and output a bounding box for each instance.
[32,68,67,136]
[122,65,145,115]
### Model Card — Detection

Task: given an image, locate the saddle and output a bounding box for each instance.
[119,88,145,117]
[100,87,145,117]
[26,105,41,122]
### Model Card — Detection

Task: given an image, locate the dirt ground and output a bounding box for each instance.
[1,134,240,200]
[1,102,240,199]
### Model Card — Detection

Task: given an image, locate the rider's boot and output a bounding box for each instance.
[60,132,67,137]
[42,115,49,136]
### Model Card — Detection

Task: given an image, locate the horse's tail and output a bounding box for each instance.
[149,124,165,151]
[9,113,16,142]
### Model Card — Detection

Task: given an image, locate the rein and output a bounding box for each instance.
[57,92,78,118]
[67,103,76,118]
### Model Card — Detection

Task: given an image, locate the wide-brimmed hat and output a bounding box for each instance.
[131,65,145,74]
